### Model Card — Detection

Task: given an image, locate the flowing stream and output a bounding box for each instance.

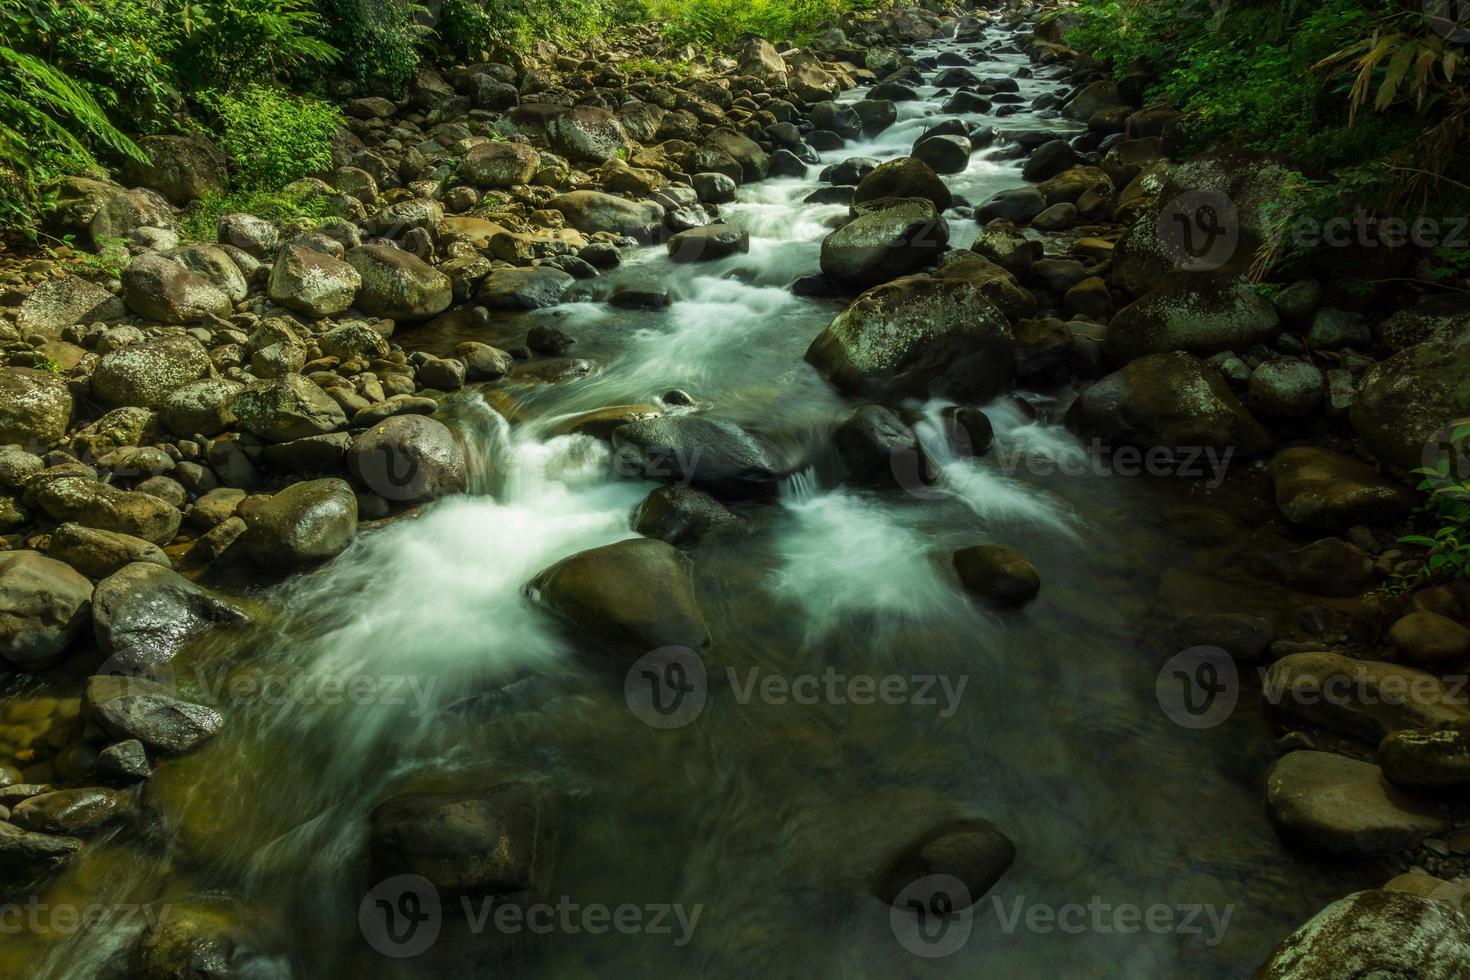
[9,23,1372,980]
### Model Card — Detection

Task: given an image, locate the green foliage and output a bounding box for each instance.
[64,235,133,278]
[321,0,427,95]
[1401,423,1470,581]
[174,0,339,90]
[179,186,329,240]
[0,41,147,239]
[198,84,343,189]
[642,0,877,47]
[16,0,180,132]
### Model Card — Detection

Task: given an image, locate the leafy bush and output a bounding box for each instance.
[174,0,339,90]
[179,186,329,240]
[199,84,343,189]
[641,0,877,47]
[1400,423,1470,582]
[15,0,180,132]
[321,0,426,95]
[0,45,146,238]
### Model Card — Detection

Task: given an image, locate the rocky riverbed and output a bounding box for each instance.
[2,1,1470,977]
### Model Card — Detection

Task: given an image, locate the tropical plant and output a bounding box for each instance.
[0,44,147,236]
[1400,422,1470,581]
[198,83,343,188]
[174,0,339,89]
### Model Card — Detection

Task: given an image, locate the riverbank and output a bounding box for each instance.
[1,2,1470,976]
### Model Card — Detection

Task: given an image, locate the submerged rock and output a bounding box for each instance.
[875,818,1015,907]
[1266,751,1446,855]
[369,782,551,896]
[953,544,1040,604]
[0,821,82,880]
[631,485,739,545]
[84,675,223,755]
[612,414,785,499]
[528,537,710,656]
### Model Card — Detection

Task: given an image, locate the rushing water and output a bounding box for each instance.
[6,24,1374,980]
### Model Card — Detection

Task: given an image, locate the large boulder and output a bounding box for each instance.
[852,157,952,212]
[632,486,739,545]
[166,243,248,303]
[31,475,182,545]
[160,378,242,437]
[45,523,171,580]
[345,245,452,323]
[84,675,222,755]
[1265,751,1447,855]
[233,375,347,443]
[126,901,283,980]
[0,822,82,879]
[92,335,211,409]
[475,267,574,311]
[89,188,175,247]
[15,274,125,338]
[706,129,769,183]
[819,199,948,289]
[612,415,785,499]
[1351,328,1470,473]
[1268,446,1417,532]
[667,224,751,263]
[0,552,93,671]
[549,191,665,240]
[92,563,247,676]
[737,37,787,77]
[1264,651,1470,741]
[0,367,73,446]
[805,274,1014,403]
[1104,272,1279,364]
[369,782,551,896]
[1113,146,1296,295]
[546,105,633,163]
[459,142,540,188]
[528,537,710,656]
[268,245,361,318]
[1258,889,1470,980]
[1066,352,1272,456]
[347,414,467,504]
[1380,728,1470,790]
[239,478,358,571]
[118,134,228,205]
[120,255,232,325]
